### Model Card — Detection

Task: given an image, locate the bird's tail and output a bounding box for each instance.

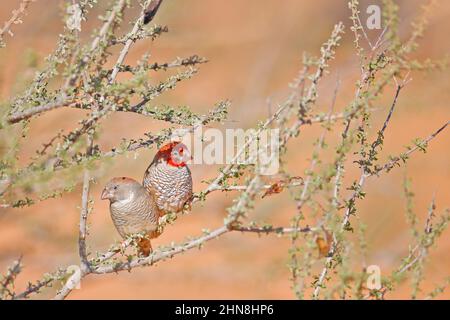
[137,237,152,257]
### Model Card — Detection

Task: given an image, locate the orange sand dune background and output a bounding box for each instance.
[0,0,449,299]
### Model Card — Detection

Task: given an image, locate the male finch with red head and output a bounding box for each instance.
[143,141,193,216]
[101,177,159,256]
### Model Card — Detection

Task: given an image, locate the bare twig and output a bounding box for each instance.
[69,0,128,86]
[7,99,78,124]
[376,121,449,175]
[7,0,128,123]
[313,75,408,299]
[231,225,314,235]
[312,119,448,299]
[0,0,35,46]
[109,0,157,82]
[14,278,53,300]
[51,216,316,299]
[78,163,91,271]
[214,181,303,192]
[0,256,23,299]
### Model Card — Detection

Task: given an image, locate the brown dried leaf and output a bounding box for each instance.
[261,176,303,198]
[261,182,284,198]
[316,229,333,257]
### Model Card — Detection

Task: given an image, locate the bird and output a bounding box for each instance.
[143,141,193,217]
[101,177,159,256]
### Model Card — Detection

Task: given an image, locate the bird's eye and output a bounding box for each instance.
[113,186,118,190]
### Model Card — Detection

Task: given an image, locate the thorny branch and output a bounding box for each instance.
[2,0,449,300]
[0,257,22,299]
[0,0,35,48]
[78,134,94,272]
[312,74,409,299]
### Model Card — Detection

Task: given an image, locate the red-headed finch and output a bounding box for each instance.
[143,141,193,216]
[101,177,159,256]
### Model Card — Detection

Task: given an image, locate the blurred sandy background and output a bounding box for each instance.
[0,0,449,299]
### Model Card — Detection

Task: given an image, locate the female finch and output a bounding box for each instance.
[143,141,193,216]
[101,177,159,256]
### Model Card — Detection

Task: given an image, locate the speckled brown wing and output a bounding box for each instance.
[109,184,160,257]
[143,158,193,216]
[102,177,161,257]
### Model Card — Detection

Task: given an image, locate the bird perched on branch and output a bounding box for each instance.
[143,141,193,216]
[101,177,159,256]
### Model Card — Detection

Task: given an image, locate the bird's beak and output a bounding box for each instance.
[101,188,111,200]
